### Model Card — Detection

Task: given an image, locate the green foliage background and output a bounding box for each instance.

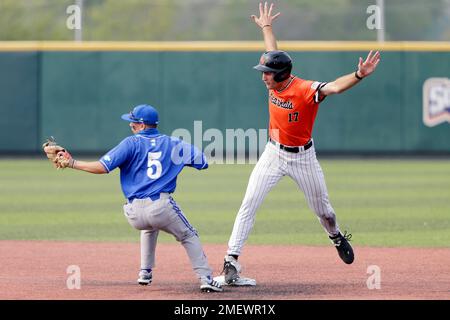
[0,0,448,41]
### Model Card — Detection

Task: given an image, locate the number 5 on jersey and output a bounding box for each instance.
[147,152,162,179]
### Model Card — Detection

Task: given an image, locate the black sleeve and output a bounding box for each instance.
[311,81,328,103]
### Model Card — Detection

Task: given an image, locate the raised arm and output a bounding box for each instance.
[320,50,381,96]
[251,2,281,52]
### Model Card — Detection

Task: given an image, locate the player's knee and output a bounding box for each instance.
[240,195,262,213]
[321,211,336,222]
[176,228,198,242]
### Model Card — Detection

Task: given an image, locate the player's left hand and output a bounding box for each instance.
[251,2,281,29]
[357,50,381,78]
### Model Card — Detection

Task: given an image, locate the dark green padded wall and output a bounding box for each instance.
[0,52,39,151]
[1,49,449,153]
[40,52,161,151]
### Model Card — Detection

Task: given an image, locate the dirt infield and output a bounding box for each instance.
[0,240,448,300]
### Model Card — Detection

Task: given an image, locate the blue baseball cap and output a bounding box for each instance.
[121,104,159,125]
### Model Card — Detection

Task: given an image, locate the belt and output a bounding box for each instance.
[269,138,313,153]
[128,193,161,203]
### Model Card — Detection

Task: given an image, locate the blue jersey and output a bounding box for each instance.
[99,128,208,201]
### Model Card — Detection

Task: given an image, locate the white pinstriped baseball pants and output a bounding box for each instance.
[227,140,340,256]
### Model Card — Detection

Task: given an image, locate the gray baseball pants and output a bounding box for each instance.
[123,193,213,280]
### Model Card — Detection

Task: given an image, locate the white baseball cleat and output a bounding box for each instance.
[200,276,224,292]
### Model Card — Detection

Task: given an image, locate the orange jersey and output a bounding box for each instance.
[268,76,326,146]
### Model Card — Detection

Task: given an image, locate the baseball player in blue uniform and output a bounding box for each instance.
[45,104,223,293]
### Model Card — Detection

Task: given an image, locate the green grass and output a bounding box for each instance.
[1,158,449,247]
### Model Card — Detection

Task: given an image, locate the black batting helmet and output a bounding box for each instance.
[253,50,293,82]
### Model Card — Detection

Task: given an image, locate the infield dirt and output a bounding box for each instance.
[0,241,448,299]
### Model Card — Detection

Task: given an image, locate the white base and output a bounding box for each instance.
[213,275,256,286]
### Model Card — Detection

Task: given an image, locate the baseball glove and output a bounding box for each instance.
[55,150,75,169]
[42,137,73,169]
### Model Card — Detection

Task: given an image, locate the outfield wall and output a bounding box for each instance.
[1,42,449,153]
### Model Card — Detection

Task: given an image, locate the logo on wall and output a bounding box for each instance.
[423,78,450,127]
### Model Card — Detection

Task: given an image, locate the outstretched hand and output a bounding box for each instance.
[251,2,281,29]
[358,50,381,78]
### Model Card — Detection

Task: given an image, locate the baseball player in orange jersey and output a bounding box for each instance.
[221,2,381,285]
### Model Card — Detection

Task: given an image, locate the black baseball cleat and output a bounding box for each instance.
[329,231,354,264]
